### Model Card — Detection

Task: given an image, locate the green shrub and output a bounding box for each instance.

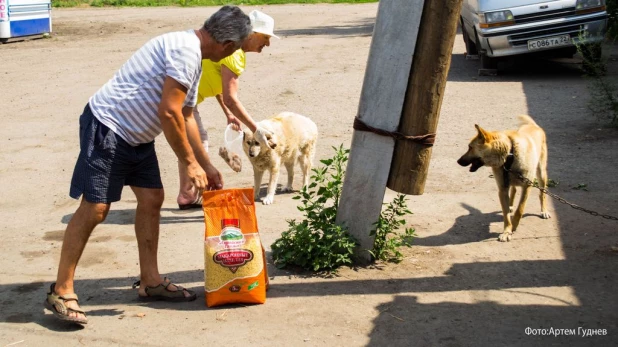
[369,193,415,263]
[271,145,416,272]
[575,30,618,128]
[271,145,357,272]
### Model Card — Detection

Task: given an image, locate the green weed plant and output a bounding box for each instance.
[575,31,618,128]
[271,145,356,272]
[369,193,415,263]
[271,145,415,272]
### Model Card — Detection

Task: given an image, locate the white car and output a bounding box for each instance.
[460,0,608,72]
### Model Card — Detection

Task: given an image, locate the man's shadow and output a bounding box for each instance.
[414,203,504,246]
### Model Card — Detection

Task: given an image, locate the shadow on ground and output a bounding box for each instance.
[276,18,374,38]
[3,254,616,342]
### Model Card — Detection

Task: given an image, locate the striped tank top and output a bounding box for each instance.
[89,29,202,146]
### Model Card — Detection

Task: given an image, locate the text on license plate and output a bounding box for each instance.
[527,35,571,51]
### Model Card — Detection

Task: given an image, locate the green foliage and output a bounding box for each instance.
[547,178,559,188]
[271,145,416,272]
[575,31,618,128]
[533,178,559,188]
[572,183,589,191]
[585,68,618,127]
[270,145,357,272]
[52,0,377,8]
[369,194,415,263]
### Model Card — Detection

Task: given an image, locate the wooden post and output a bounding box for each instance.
[336,0,425,264]
[387,0,464,194]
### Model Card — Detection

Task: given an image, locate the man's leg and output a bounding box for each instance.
[54,198,110,320]
[131,186,192,298]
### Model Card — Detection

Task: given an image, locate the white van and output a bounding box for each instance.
[460,0,608,72]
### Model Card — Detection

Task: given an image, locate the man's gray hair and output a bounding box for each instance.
[203,5,252,44]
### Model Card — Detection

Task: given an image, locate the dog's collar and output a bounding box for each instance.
[502,142,515,188]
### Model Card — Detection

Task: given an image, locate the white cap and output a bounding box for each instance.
[249,10,279,39]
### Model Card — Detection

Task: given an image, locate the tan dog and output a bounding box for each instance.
[242,112,318,205]
[457,115,551,242]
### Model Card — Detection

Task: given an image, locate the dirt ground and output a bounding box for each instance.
[1,3,618,346]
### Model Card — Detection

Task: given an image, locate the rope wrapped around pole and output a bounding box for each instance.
[353,117,436,146]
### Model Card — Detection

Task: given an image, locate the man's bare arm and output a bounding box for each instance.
[183,105,223,190]
[158,76,209,190]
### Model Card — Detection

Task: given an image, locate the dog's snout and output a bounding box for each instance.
[457,157,469,167]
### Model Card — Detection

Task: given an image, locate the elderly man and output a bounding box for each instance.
[44,6,254,325]
[176,10,280,210]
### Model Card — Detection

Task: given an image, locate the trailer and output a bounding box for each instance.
[0,0,52,43]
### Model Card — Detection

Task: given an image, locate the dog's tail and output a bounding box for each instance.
[518,115,540,127]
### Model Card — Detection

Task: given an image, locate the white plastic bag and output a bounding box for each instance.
[224,124,244,156]
[219,124,244,173]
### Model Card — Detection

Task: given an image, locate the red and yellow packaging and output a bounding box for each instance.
[202,188,267,307]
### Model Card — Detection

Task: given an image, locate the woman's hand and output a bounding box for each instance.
[226,115,242,131]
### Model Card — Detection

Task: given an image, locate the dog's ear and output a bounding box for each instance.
[266,133,277,149]
[474,124,489,142]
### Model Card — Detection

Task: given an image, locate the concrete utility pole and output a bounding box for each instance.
[336,0,463,263]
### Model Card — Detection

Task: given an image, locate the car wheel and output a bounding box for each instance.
[475,33,497,70]
[473,31,497,75]
[461,19,478,56]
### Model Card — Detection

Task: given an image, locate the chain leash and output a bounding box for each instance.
[507,170,618,221]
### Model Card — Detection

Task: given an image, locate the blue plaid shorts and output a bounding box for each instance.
[69,104,163,203]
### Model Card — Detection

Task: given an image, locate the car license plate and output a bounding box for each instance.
[527,35,571,51]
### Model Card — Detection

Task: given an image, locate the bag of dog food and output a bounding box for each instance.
[202,188,267,307]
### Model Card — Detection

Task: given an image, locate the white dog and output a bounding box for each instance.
[242,112,318,205]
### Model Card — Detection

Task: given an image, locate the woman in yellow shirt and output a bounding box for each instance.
[178,10,279,209]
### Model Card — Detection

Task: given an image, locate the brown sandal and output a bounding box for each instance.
[43,283,88,325]
[133,277,197,302]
